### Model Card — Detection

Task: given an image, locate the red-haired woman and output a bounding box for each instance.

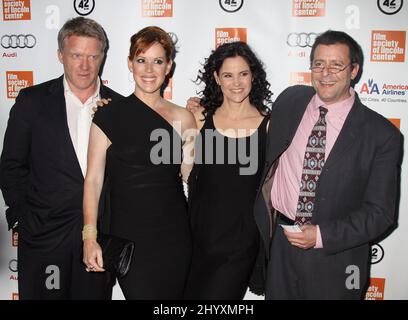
[82,26,195,299]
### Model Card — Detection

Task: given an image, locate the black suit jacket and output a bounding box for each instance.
[0,76,122,251]
[253,85,402,290]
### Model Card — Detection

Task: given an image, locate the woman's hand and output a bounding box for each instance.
[83,239,105,272]
[186,97,203,114]
[92,98,112,113]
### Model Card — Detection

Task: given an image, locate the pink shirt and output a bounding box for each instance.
[271,88,355,248]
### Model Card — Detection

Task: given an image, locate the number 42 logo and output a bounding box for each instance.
[377,0,404,15]
[219,0,244,13]
[74,0,95,16]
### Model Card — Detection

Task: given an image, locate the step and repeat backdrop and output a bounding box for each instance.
[0,0,407,300]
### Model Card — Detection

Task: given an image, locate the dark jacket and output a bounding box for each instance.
[0,75,123,251]
[251,85,402,294]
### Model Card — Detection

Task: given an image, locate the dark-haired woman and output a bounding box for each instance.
[82,26,195,299]
[184,41,272,299]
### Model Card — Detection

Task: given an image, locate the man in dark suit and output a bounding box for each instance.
[0,17,122,299]
[253,30,402,299]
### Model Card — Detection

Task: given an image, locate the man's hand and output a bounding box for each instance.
[186,97,203,114]
[284,224,317,250]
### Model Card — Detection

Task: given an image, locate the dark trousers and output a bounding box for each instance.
[17,226,114,300]
[265,222,364,300]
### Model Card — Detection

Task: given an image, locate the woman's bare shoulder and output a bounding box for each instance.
[164,100,196,128]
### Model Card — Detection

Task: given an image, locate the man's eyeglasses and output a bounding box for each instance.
[310,63,353,74]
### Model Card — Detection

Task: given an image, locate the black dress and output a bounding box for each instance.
[93,94,192,299]
[184,114,268,299]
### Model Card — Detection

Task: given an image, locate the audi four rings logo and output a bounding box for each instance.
[9,259,17,273]
[1,34,36,49]
[287,32,318,48]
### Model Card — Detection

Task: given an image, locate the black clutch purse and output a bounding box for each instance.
[97,232,135,278]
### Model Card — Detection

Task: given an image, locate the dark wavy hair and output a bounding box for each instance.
[195,41,272,118]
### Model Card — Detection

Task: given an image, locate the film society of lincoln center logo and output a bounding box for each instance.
[290,72,311,85]
[215,28,247,48]
[388,118,401,129]
[142,0,173,17]
[12,229,18,247]
[2,0,31,20]
[371,30,406,62]
[6,71,33,98]
[292,0,325,17]
[365,278,385,300]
